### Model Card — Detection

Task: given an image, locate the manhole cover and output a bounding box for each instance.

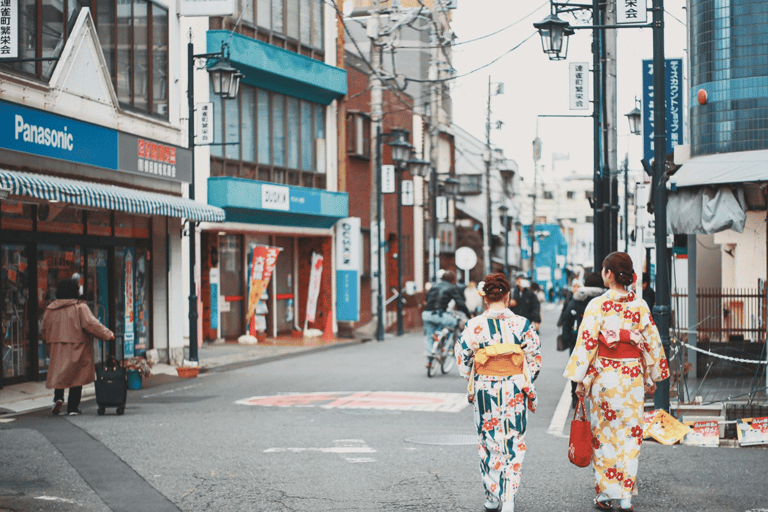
[404,434,476,446]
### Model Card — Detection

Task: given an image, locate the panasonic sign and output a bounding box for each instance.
[15,115,74,151]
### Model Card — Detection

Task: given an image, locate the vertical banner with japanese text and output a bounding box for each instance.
[642,58,683,163]
[569,62,590,110]
[246,245,281,322]
[0,0,18,58]
[305,252,324,324]
[124,247,135,358]
[336,217,361,322]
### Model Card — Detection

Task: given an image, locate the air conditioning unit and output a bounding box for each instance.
[156,103,168,116]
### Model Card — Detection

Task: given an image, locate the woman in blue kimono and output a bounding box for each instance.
[456,273,542,512]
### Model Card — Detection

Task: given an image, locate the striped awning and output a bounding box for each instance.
[0,170,225,222]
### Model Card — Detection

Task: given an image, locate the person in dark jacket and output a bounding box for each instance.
[422,270,470,366]
[509,273,541,330]
[642,272,656,313]
[559,271,605,407]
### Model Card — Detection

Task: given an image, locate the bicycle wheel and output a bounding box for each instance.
[440,335,456,374]
[426,334,441,378]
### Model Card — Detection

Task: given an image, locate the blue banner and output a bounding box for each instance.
[0,100,118,169]
[642,58,684,163]
[336,270,359,322]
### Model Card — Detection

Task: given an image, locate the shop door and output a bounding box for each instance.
[2,245,31,383]
[37,244,82,378]
[274,237,295,334]
[219,235,243,340]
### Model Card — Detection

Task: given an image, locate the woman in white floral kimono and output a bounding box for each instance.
[565,252,669,512]
[456,273,542,512]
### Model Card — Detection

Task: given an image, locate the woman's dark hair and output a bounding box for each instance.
[603,252,634,287]
[55,278,80,300]
[584,271,603,288]
[482,273,511,302]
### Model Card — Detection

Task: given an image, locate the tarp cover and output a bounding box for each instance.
[667,186,746,235]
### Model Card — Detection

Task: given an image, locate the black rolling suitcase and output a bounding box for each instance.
[95,340,127,415]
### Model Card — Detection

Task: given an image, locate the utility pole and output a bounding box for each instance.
[370,1,385,341]
[483,76,493,277]
[531,121,541,280]
[605,0,619,256]
[428,23,440,283]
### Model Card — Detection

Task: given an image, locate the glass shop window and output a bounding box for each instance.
[0,201,34,231]
[86,210,112,236]
[37,204,84,234]
[115,213,150,238]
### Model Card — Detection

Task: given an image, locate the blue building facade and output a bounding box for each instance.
[521,223,568,301]
[690,0,768,156]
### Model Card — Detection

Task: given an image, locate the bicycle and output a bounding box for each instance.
[426,311,467,378]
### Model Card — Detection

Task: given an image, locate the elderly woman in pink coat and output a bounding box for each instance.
[42,278,114,416]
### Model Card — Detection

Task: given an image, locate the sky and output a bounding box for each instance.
[449,0,688,188]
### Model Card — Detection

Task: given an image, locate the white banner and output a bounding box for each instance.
[436,196,448,220]
[196,102,213,145]
[0,0,18,58]
[305,252,324,323]
[402,180,414,206]
[618,0,647,24]
[381,164,395,194]
[569,62,589,110]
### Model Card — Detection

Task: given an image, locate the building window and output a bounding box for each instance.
[566,190,575,199]
[247,0,323,51]
[543,190,554,200]
[346,112,370,159]
[1,1,169,119]
[211,83,327,188]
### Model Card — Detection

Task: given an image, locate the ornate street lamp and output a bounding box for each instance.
[186,40,242,362]
[533,13,574,61]
[625,100,642,136]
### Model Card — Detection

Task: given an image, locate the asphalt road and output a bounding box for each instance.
[2,303,768,511]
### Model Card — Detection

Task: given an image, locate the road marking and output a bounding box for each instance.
[548,381,572,438]
[36,496,76,503]
[237,391,469,413]
[142,383,202,398]
[265,439,377,463]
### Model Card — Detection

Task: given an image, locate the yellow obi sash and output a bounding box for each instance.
[474,343,525,377]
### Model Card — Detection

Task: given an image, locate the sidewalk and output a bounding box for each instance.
[0,335,362,418]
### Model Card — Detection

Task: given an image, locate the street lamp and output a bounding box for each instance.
[625,99,642,136]
[186,40,242,362]
[534,0,671,411]
[499,203,509,281]
[375,128,415,340]
[533,13,574,61]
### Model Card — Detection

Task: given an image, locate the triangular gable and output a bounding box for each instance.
[48,8,119,110]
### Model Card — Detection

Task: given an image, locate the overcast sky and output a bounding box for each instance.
[449,0,688,185]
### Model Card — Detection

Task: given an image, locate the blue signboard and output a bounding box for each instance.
[335,217,361,322]
[0,100,118,169]
[642,58,683,163]
[336,270,359,322]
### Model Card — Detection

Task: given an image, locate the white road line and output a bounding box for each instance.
[35,496,76,503]
[548,381,572,438]
[264,439,378,464]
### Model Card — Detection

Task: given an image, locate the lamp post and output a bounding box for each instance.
[534,0,670,411]
[186,40,242,362]
[499,204,509,281]
[624,100,642,252]
[375,128,419,340]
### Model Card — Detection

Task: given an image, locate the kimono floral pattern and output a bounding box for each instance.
[564,289,669,500]
[456,309,542,504]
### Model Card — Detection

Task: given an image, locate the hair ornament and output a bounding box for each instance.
[477,281,486,297]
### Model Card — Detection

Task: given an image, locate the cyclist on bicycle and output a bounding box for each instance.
[422,270,470,367]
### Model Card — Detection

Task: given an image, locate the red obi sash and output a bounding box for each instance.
[598,331,641,359]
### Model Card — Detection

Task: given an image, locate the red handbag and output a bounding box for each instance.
[568,397,592,468]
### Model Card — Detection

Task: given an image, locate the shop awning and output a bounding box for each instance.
[207,31,347,105]
[669,149,768,189]
[208,177,347,229]
[0,169,225,222]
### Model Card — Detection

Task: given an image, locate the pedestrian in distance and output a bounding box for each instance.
[421,270,470,368]
[509,273,541,331]
[42,278,115,416]
[557,272,605,407]
[464,280,484,317]
[455,273,542,512]
[642,272,655,313]
[564,252,670,512]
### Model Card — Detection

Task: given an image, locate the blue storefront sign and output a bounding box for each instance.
[335,217,361,322]
[0,100,191,183]
[642,58,683,163]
